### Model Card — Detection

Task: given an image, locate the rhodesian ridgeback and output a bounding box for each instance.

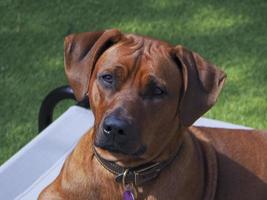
[39,29,267,200]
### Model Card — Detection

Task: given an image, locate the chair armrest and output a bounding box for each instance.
[38,85,90,132]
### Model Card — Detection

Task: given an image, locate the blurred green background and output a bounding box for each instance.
[0,0,266,165]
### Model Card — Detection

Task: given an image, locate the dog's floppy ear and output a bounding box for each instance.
[64,29,122,101]
[173,45,226,127]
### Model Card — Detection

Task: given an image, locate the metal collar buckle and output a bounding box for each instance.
[122,169,130,188]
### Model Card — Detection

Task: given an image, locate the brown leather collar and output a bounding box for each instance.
[93,145,182,186]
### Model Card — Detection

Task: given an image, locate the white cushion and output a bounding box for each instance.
[0,106,251,200]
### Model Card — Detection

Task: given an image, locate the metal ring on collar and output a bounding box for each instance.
[122,169,129,188]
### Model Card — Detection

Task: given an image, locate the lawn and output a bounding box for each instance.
[0,0,266,165]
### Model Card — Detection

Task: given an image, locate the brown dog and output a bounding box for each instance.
[39,29,267,200]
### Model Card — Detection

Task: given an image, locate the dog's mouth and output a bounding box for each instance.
[94,142,147,157]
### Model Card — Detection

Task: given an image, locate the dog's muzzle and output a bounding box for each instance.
[94,114,143,155]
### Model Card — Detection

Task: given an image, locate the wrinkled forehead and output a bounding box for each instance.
[96,34,176,77]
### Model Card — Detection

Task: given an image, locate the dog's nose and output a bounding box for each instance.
[102,116,130,138]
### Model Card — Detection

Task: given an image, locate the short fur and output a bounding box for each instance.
[39,29,267,200]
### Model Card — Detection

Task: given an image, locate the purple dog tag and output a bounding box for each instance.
[123,190,135,200]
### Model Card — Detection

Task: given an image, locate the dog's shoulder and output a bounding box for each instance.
[190,126,267,199]
[191,126,267,157]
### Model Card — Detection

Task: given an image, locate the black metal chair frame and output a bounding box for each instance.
[38,85,90,132]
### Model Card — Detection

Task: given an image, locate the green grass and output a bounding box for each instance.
[0,0,266,165]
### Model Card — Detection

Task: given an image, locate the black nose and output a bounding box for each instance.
[102,115,130,138]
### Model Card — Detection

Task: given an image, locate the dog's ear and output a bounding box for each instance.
[173,45,226,127]
[64,29,122,101]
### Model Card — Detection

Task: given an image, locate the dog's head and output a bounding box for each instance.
[64,29,226,166]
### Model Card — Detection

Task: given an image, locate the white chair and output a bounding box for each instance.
[0,86,251,200]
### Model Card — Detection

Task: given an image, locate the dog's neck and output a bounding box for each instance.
[147,129,206,199]
[93,137,182,186]
[151,126,186,162]
[162,128,217,200]
[91,129,211,199]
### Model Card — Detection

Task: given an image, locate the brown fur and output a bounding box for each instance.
[39,29,267,200]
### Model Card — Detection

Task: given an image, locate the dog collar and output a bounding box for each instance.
[93,145,182,186]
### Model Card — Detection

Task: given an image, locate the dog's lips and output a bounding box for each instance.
[93,146,130,162]
[94,141,146,156]
[93,145,150,167]
[95,143,126,154]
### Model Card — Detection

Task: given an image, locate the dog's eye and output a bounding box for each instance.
[153,86,165,96]
[100,74,113,85]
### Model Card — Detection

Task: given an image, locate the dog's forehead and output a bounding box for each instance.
[96,34,175,75]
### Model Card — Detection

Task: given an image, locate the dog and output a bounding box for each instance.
[39,29,267,200]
